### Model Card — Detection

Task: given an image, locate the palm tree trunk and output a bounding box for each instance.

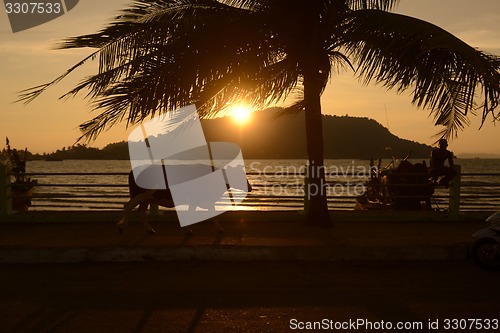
[303,68,332,227]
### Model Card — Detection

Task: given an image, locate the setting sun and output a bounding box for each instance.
[231,104,253,125]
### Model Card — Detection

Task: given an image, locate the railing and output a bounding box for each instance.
[1,165,500,213]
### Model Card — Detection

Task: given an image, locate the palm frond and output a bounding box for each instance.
[344,9,500,139]
[53,0,309,140]
[20,0,499,143]
[271,99,305,119]
[17,51,99,104]
[347,0,399,10]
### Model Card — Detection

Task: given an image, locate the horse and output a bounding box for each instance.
[117,163,252,234]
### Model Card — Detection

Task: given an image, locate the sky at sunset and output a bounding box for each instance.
[1,0,499,156]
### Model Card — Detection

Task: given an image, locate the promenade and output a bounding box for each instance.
[0,210,491,263]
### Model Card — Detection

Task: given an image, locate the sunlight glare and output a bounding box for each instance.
[231,104,253,125]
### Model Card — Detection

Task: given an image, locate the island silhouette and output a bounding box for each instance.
[10,109,432,161]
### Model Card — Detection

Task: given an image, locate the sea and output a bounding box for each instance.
[22,158,500,212]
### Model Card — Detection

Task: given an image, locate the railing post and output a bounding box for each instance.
[303,165,310,214]
[448,164,461,217]
[0,163,13,215]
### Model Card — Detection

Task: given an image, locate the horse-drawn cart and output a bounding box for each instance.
[356,157,434,210]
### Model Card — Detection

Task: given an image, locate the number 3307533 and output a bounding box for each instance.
[5,2,62,14]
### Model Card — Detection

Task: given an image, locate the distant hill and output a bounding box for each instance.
[202,108,432,159]
[42,108,432,160]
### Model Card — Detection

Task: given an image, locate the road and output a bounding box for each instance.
[0,261,498,332]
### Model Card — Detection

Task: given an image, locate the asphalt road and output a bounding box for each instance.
[0,261,499,332]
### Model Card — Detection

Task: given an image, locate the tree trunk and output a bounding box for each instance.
[303,68,332,227]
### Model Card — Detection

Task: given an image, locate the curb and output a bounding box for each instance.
[0,244,470,263]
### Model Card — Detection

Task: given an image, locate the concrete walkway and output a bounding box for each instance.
[0,210,491,263]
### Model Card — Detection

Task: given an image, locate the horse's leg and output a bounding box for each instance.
[208,204,224,234]
[117,190,155,235]
[187,203,224,234]
[117,199,131,235]
[138,202,156,234]
[213,217,224,234]
[185,204,196,235]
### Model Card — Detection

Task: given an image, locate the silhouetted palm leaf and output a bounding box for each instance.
[343,9,500,139]
[19,0,498,141]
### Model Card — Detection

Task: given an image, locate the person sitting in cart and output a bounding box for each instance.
[430,139,456,187]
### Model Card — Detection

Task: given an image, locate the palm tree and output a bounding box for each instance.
[20,0,500,226]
